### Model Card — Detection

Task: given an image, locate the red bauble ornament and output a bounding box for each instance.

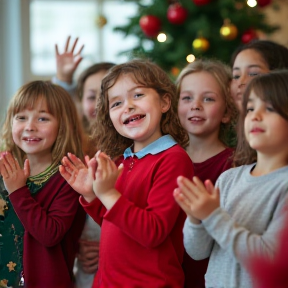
[241,29,258,44]
[139,15,161,37]
[167,3,188,25]
[192,0,211,6]
[257,0,272,7]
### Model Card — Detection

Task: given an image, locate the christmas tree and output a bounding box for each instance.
[114,0,278,75]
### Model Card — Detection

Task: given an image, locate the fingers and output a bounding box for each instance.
[177,176,198,202]
[55,44,59,56]
[64,35,71,51]
[173,187,193,215]
[67,153,86,169]
[71,37,79,53]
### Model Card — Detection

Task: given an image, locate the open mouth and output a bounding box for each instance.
[188,117,204,121]
[123,114,146,124]
[22,137,41,142]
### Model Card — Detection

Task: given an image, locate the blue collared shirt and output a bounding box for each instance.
[123,134,177,159]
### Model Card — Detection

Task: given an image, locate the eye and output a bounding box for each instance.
[203,97,215,102]
[110,101,122,109]
[246,107,254,113]
[15,115,26,120]
[232,75,240,80]
[134,93,143,99]
[181,95,191,101]
[39,117,49,122]
[248,72,259,77]
[266,106,274,112]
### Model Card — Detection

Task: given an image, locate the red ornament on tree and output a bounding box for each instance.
[257,0,272,7]
[139,15,161,37]
[192,0,211,6]
[167,3,188,25]
[241,29,258,44]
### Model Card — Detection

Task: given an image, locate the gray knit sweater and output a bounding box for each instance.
[183,163,288,288]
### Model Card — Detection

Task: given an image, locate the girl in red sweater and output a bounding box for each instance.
[60,59,194,288]
[176,59,238,288]
[0,81,86,288]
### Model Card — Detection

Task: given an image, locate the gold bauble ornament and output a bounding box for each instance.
[171,67,180,76]
[220,20,238,41]
[96,15,107,28]
[192,37,210,52]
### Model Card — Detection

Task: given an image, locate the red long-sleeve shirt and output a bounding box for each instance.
[9,172,86,288]
[81,144,194,288]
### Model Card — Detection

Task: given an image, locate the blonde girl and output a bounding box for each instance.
[0,81,86,288]
[175,70,288,288]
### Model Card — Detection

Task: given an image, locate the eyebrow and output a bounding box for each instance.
[108,84,145,100]
[233,64,263,71]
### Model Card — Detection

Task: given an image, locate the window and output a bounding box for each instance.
[29,0,138,76]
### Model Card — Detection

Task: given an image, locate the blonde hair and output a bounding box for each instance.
[91,59,189,159]
[176,58,238,146]
[1,81,85,169]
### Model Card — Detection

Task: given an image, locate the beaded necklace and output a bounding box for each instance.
[27,164,59,194]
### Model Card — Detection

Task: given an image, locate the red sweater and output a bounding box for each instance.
[9,172,86,288]
[183,148,234,288]
[81,144,194,288]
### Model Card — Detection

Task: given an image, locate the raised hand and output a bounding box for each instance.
[55,35,84,83]
[59,153,96,202]
[174,176,220,222]
[0,152,30,194]
[92,151,123,210]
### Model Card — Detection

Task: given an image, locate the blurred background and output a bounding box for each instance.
[0,0,287,124]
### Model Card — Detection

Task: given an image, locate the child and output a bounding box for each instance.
[230,40,288,111]
[175,70,288,288]
[176,59,238,288]
[0,81,86,288]
[54,36,115,288]
[60,59,194,288]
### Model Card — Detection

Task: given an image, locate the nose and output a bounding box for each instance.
[191,99,202,111]
[238,74,248,88]
[124,99,135,113]
[25,119,36,131]
[250,108,263,122]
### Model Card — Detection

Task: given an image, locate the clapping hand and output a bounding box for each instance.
[174,176,220,224]
[0,152,29,194]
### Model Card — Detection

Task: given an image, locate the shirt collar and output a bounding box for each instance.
[123,134,177,159]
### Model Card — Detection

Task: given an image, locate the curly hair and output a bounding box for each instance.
[0,81,85,168]
[233,70,288,167]
[176,58,239,147]
[90,59,189,159]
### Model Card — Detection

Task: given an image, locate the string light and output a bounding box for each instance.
[186,54,196,63]
[157,33,167,42]
[247,0,257,7]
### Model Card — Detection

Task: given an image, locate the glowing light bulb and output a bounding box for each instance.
[247,0,257,7]
[157,33,167,42]
[186,54,196,63]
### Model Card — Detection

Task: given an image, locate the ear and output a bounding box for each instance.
[161,94,171,113]
[221,112,230,124]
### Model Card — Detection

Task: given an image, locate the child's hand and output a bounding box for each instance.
[55,36,84,83]
[93,151,123,210]
[0,152,29,194]
[174,176,220,221]
[59,153,96,202]
[78,240,99,274]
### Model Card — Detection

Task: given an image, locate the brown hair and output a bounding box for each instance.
[1,81,85,168]
[176,58,238,146]
[91,59,189,159]
[233,70,288,167]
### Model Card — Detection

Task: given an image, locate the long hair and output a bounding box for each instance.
[1,81,85,169]
[91,59,189,159]
[233,70,288,167]
[176,58,238,147]
[230,40,288,70]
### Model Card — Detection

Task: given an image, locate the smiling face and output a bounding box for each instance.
[244,90,288,155]
[231,49,270,111]
[12,98,59,162]
[108,74,170,152]
[178,71,229,140]
[82,70,107,121]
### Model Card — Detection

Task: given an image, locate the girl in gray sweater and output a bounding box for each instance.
[174,70,288,288]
